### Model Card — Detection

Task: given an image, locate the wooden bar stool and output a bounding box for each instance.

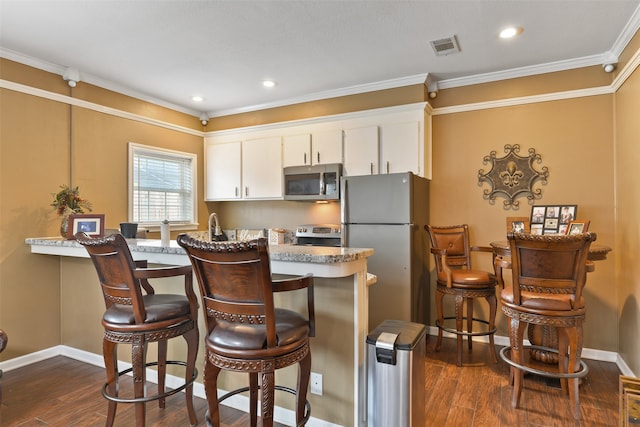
[499,232,596,420]
[425,224,499,366]
[178,235,314,427]
[76,232,199,427]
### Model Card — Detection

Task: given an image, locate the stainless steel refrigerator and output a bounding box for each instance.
[341,172,430,330]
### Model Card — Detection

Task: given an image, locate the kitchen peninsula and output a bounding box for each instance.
[26,237,374,427]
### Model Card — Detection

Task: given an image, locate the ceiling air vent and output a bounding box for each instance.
[430,35,460,56]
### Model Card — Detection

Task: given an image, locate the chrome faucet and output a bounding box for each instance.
[208,212,223,241]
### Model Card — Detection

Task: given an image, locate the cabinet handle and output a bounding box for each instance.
[304,153,307,164]
[245,187,248,197]
[386,161,390,174]
[370,162,374,175]
[235,187,239,197]
[317,152,320,164]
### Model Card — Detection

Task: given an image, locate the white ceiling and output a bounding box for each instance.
[1,1,639,119]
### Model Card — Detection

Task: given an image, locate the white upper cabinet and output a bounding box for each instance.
[282,134,312,167]
[205,137,283,201]
[242,136,282,199]
[205,141,241,200]
[343,126,379,176]
[380,121,421,175]
[311,129,343,165]
[204,102,430,200]
[283,129,343,167]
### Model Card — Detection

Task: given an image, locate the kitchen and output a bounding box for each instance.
[1,2,639,426]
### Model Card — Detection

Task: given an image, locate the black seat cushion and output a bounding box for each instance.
[208,308,309,352]
[103,294,191,325]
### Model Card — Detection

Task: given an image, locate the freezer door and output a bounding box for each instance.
[342,173,413,224]
[346,224,413,328]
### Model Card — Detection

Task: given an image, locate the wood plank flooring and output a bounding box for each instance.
[0,337,620,426]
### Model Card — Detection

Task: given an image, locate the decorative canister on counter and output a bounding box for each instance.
[268,228,285,245]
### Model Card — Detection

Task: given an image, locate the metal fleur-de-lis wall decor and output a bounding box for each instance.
[478,144,549,210]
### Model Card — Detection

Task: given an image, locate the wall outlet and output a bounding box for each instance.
[310,372,323,395]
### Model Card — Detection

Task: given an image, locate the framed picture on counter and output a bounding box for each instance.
[530,204,577,235]
[566,220,590,235]
[506,216,530,234]
[67,214,105,239]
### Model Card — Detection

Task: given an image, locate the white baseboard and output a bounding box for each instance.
[426,326,633,373]
[0,345,341,427]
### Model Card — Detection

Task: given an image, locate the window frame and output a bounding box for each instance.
[128,142,198,231]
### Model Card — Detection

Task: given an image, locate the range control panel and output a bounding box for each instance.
[295,224,341,247]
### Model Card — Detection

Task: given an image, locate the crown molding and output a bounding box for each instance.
[0,78,204,137]
[436,53,612,90]
[206,102,429,138]
[0,47,202,117]
[207,74,429,118]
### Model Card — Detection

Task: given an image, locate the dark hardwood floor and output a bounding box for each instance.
[0,337,620,426]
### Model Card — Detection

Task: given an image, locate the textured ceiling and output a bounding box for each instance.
[1,0,639,117]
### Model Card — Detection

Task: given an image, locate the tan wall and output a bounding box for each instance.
[430,95,616,350]
[0,61,207,361]
[615,61,640,375]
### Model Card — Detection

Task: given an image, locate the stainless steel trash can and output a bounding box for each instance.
[366,320,426,427]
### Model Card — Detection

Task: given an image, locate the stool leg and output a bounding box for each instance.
[568,324,583,420]
[157,339,167,409]
[487,293,498,363]
[204,355,221,427]
[455,294,464,366]
[466,298,474,351]
[103,338,118,427]
[261,370,276,427]
[131,338,148,427]
[435,288,445,351]
[558,328,569,394]
[509,317,527,409]
[249,373,258,426]
[184,327,199,426]
[297,347,312,425]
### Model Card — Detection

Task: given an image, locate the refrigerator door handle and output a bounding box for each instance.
[341,178,347,247]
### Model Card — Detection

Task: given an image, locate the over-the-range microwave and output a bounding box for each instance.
[283,163,342,201]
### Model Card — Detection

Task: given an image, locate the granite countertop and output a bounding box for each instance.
[25,237,373,264]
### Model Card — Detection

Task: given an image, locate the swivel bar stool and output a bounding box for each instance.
[178,235,314,427]
[76,232,199,427]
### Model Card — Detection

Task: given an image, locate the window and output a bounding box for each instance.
[128,143,197,229]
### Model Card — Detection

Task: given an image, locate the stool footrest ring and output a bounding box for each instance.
[499,345,589,379]
[436,316,497,337]
[102,360,198,404]
[206,384,311,427]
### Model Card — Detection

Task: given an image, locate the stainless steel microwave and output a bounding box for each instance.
[283,163,342,201]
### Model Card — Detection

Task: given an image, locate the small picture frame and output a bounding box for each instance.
[530,205,578,235]
[620,376,640,426]
[566,220,590,235]
[506,217,530,234]
[67,214,105,239]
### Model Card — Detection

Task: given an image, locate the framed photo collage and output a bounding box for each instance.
[530,205,577,235]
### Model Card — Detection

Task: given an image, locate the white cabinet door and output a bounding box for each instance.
[242,136,283,199]
[312,129,343,165]
[205,141,242,200]
[343,126,379,176]
[380,121,420,175]
[282,134,311,167]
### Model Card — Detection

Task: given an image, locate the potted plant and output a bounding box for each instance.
[51,184,92,237]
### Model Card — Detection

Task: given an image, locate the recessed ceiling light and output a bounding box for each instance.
[499,26,523,39]
[262,80,276,88]
[191,95,204,102]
